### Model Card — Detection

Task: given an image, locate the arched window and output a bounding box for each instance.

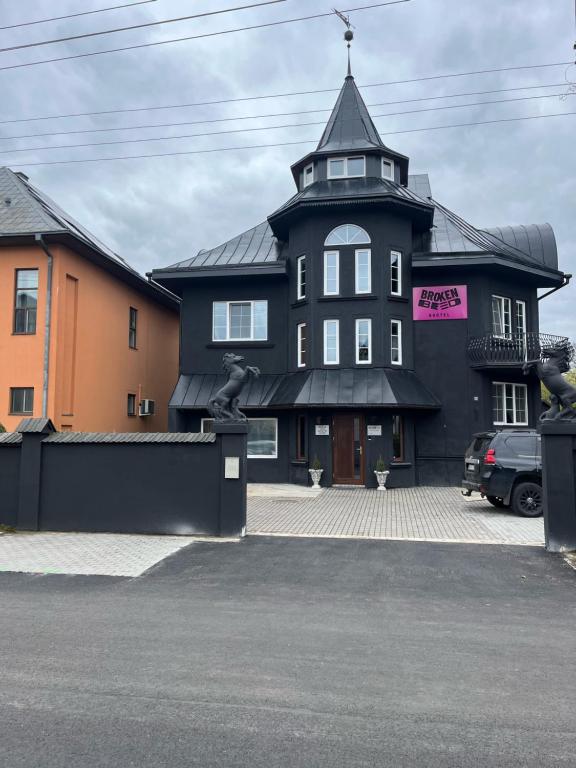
[324,224,371,246]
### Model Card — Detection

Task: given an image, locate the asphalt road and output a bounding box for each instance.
[0,538,575,767]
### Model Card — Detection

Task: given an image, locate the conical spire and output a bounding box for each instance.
[316,75,385,153]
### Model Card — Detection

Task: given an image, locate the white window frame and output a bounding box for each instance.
[296,255,306,300]
[323,251,340,296]
[390,250,402,296]
[202,417,279,460]
[303,163,314,188]
[492,382,529,426]
[492,295,512,338]
[324,224,371,246]
[323,319,340,365]
[515,300,526,335]
[355,319,372,365]
[327,156,366,179]
[381,157,395,180]
[355,249,372,295]
[297,322,307,368]
[390,319,402,366]
[212,300,268,342]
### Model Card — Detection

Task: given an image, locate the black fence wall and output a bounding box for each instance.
[541,421,576,553]
[0,420,247,537]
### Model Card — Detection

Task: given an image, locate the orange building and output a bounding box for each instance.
[0,167,179,432]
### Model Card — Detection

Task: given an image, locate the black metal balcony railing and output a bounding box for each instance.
[467,332,573,366]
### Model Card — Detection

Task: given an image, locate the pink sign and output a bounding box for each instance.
[413,285,468,321]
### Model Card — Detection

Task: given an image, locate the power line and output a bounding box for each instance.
[0,0,290,53]
[10,111,576,168]
[0,1,412,72]
[0,82,565,141]
[0,60,571,124]
[0,92,569,154]
[0,1,158,32]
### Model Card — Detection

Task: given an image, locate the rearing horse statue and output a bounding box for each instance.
[522,341,576,421]
[208,353,261,422]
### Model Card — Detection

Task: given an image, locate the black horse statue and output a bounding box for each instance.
[522,341,576,421]
[208,353,261,421]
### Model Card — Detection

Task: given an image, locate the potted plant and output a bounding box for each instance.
[309,455,323,489]
[374,456,390,491]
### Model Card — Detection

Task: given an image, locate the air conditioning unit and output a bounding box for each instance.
[139,399,155,417]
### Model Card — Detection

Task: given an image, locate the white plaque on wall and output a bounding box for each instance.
[315,425,330,436]
[224,456,240,479]
[367,425,382,437]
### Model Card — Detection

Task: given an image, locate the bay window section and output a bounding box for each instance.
[355,319,372,364]
[355,249,371,294]
[323,319,339,365]
[492,382,528,425]
[297,323,307,368]
[390,320,402,365]
[202,418,278,459]
[212,300,268,341]
[382,158,395,180]
[303,163,314,188]
[492,295,512,338]
[327,156,365,179]
[390,251,402,296]
[323,251,339,296]
[297,255,306,300]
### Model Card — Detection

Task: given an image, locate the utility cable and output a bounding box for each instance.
[10,111,576,168]
[0,1,158,31]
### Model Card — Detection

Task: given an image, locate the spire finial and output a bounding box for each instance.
[334,9,354,77]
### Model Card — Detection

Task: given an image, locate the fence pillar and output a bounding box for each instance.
[213,422,248,538]
[541,421,576,553]
[15,418,56,531]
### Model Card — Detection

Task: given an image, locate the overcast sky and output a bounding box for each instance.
[1,0,574,337]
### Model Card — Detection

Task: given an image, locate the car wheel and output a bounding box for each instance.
[511,482,543,518]
[486,495,507,508]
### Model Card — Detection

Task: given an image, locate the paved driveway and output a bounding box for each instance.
[248,486,544,546]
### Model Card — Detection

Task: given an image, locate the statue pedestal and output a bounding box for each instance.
[541,421,576,552]
[213,422,249,537]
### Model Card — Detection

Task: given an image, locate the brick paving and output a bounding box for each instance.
[248,487,545,546]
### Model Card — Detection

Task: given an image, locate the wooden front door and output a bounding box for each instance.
[332,414,365,485]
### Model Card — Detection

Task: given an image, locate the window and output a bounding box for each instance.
[327,156,366,179]
[492,295,512,338]
[10,387,34,415]
[324,224,371,246]
[323,251,339,296]
[127,393,137,417]
[390,250,402,296]
[202,418,278,459]
[392,415,404,462]
[355,249,371,294]
[297,255,306,300]
[129,307,138,348]
[355,319,372,364]
[390,320,402,365]
[492,382,528,425]
[516,300,526,336]
[296,415,307,461]
[323,319,339,364]
[297,323,307,368]
[14,269,38,334]
[303,163,314,188]
[212,300,268,341]
[382,158,395,180]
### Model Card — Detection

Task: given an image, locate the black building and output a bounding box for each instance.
[152,71,568,488]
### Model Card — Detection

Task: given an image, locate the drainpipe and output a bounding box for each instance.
[538,273,572,302]
[35,234,54,419]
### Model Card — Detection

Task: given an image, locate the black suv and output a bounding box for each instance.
[462,430,542,517]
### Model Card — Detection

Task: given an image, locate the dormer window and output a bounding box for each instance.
[303,163,314,188]
[328,156,365,179]
[382,158,395,180]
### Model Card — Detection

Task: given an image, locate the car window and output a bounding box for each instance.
[504,435,538,457]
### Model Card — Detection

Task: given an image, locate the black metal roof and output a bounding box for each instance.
[316,75,385,153]
[171,369,440,410]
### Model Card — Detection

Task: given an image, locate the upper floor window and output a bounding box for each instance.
[213,300,268,341]
[129,307,138,348]
[323,251,339,296]
[355,249,371,294]
[493,382,528,426]
[297,323,307,368]
[297,255,306,300]
[356,319,372,364]
[325,224,371,246]
[327,156,365,179]
[391,320,402,365]
[14,269,38,335]
[516,300,526,336]
[10,387,34,415]
[127,393,137,417]
[323,319,339,365]
[382,158,395,180]
[492,295,512,338]
[303,163,314,188]
[390,251,402,296]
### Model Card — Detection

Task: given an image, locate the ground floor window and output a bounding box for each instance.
[10,387,34,415]
[201,417,278,459]
[392,415,404,462]
[492,382,528,425]
[296,415,307,460]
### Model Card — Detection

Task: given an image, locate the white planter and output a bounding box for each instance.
[309,469,323,489]
[374,470,390,491]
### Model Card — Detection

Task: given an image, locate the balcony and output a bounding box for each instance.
[467,332,571,368]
